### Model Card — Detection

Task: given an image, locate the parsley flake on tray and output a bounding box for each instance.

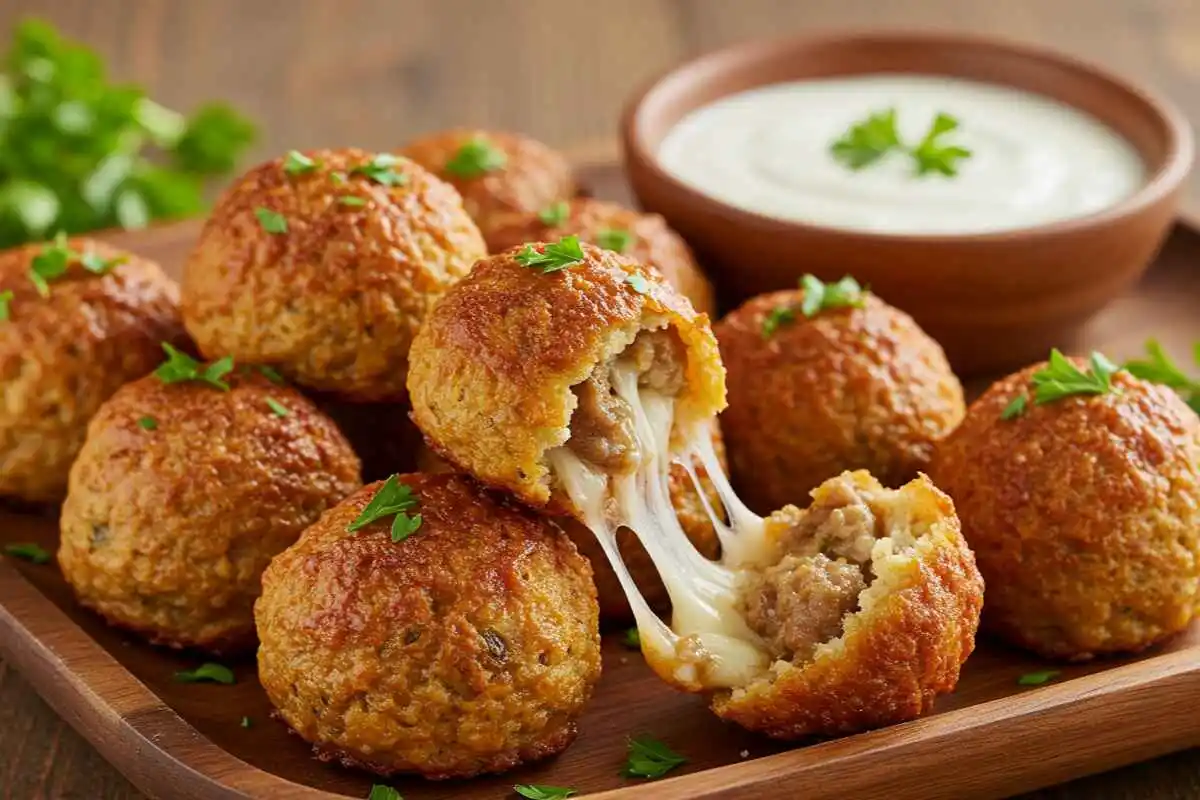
[367,785,402,800]
[1017,670,1061,686]
[347,474,423,542]
[514,785,575,799]
[174,662,235,685]
[4,542,52,564]
[623,735,687,779]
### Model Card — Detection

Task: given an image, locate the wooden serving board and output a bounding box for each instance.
[1,160,1199,800]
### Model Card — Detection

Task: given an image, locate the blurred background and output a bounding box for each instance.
[2,0,1197,171]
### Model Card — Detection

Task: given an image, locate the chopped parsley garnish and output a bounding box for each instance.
[1124,339,1200,414]
[515,235,585,274]
[367,786,402,800]
[1017,669,1060,686]
[621,627,641,649]
[265,397,288,417]
[330,170,348,185]
[831,108,971,177]
[761,305,796,338]
[240,716,253,728]
[4,543,51,564]
[444,137,507,179]
[625,274,650,295]
[537,201,570,226]
[0,290,11,320]
[254,207,287,234]
[514,786,575,799]
[257,365,285,385]
[137,416,158,431]
[1002,349,1121,419]
[623,735,686,779]
[596,228,634,254]
[338,195,367,207]
[283,150,318,176]
[351,154,407,187]
[346,474,423,542]
[174,663,235,685]
[763,274,864,337]
[153,343,235,391]
[27,231,125,296]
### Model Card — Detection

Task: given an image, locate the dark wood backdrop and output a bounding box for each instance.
[0,1,1198,798]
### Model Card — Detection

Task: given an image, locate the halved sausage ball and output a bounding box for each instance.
[181,148,486,402]
[255,473,601,779]
[0,238,183,502]
[931,362,1200,660]
[59,369,361,653]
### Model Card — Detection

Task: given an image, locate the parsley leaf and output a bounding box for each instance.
[623,736,686,779]
[537,201,570,226]
[4,543,51,564]
[137,416,158,431]
[800,274,866,317]
[265,397,288,417]
[1000,395,1027,421]
[153,343,234,391]
[911,112,972,177]
[515,235,586,274]
[514,786,575,799]
[625,274,651,295]
[255,207,287,234]
[761,305,796,338]
[174,663,235,685]
[1124,339,1200,413]
[29,231,73,296]
[444,137,507,179]
[283,150,318,176]
[596,228,634,254]
[621,627,641,649]
[347,475,423,541]
[1017,669,1060,686]
[0,289,12,320]
[830,108,901,170]
[351,154,407,187]
[240,716,253,728]
[1003,349,1122,419]
[367,786,402,800]
[338,195,367,207]
[256,365,285,385]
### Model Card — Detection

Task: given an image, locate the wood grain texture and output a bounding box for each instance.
[0,159,1198,799]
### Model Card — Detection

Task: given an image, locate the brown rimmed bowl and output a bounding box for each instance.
[621,32,1193,375]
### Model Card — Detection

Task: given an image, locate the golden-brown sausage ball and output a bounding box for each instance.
[486,198,716,316]
[181,148,486,402]
[59,370,361,653]
[255,473,601,779]
[0,238,183,503]
[931,363,1200,660]
[708,471,983,738]
[715,288,965,514]
[400,129,576,239]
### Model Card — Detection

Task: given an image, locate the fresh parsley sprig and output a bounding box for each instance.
[444,137,507,179]
[1001,349,1122,420]
[27,231,126,296]
[347,474,423,542]
[1124,339,1200,414]
[623,735,687,779]
[153,343,235,391]
[351,154,407,187]
[514,785,576,799]
[831,108,972,177]
[515,235,586,274]
[761,274,865,337]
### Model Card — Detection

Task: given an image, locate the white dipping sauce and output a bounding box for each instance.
[656,75,1147,234]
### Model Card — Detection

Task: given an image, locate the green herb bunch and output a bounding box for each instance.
[0,18,256,248]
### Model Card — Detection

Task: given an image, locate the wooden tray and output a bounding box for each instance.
[2,159,1199,800]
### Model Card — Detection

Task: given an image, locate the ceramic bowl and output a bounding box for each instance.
[621,32,1193,375]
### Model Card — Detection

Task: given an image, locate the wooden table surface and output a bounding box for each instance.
[0,1,1198,798]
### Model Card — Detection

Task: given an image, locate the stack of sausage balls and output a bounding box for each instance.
[1,125,1196,787]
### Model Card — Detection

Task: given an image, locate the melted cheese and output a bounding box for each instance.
[548,356,775,689]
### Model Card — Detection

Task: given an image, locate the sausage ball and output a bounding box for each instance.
[707,471,983,738]
[181,148,486,402]
[400,129,576,240]
[931,362,1200,660]
[0,237,183,503]
[486,198,716,316]
[408,241,724,515]
[59,370,361,653]
[715,287,965,514]
[255,473,601,779]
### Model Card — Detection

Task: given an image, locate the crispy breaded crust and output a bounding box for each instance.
[716,290,964,513]
[710,473,983,738]
[255,473,601,779]
[400,129,576,238]
[485,198,716,316]
[0,238,184,502]
[58,372,361,653]
[932,365,1200,660]
[181,148,485,402]
[407,243,725,510]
